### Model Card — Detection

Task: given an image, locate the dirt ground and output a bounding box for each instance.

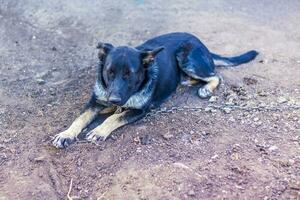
[0,0,300,199]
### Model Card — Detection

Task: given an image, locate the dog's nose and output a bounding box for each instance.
[108,95,122,104]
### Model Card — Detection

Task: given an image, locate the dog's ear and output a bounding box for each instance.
[96,42,113,61]
[141,46,164,66]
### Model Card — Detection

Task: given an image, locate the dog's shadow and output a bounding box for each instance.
[78,82,207,140]
[77,113,111,140]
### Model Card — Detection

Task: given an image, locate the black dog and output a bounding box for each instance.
[53,32,258,148]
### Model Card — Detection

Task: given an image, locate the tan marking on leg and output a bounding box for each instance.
[201,76,220,92]
[99,106,117,114]
[87,111,128,140]
[180,73,200,86]
[64,108,100,138]
[53,107,103,148]
[197,76,220,98]
[86,110,144,141]
[181,77,200,86]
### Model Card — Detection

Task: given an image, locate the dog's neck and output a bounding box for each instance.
[94,62,159,109]
[122,62,158,109]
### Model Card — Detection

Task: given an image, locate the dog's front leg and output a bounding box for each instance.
[52,99,118,149]
[86,109,145,142]
[52,106,101,148]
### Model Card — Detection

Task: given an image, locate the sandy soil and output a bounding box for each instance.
[0,0,300,199]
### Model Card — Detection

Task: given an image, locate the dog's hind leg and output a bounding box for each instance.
[197,76,220,98]
[176,42,219,98]
[180,73,200,86]
[86,109,145,142]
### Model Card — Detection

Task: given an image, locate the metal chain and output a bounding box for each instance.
[144,103,300,120]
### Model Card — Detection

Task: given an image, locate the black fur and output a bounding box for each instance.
[53,32,259,148]
[93,32,258,110]
[212,50,259,67]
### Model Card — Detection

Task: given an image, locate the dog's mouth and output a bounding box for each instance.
[94,83,129,106]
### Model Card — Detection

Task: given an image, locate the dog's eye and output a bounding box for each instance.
[123,68,130,77]
[108,69,114,76]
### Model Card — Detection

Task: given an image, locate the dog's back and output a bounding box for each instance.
[135,32,212,106]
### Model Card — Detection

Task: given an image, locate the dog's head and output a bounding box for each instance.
[95,42,164,106]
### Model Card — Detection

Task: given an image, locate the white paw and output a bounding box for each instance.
[198,87,213,99]
[52,131,76,149]
[86,130,109,143]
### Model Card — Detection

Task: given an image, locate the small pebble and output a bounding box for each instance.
[187,189,195,196]
[204,107,212,112]
[36,78,46,85]
[257,90,267,97]
[140,135,151,145]
[268,145,279,152]
[209,96,218,102]
[277,97,288,104]
[34,156,45,163]
[162,133,173,140]
[201,131,210,136]
[253,117,259,122]
[223,107,232,114]
[288,159,295,165]
[0,144,5,150]
[228,117,235,122]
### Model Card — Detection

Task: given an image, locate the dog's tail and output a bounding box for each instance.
[211,50,259,67]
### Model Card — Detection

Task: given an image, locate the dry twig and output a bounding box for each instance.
[67,178,74,200]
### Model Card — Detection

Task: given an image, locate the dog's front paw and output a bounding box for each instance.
[86,130,109,143]
[52,131,76,149]
[198,87,213,99]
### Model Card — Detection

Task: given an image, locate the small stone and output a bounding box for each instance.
[136,147,142,153]
[230,153,240,160]
[223,107,232,114]
[277,97,288,104]
[133,137,140,144]
[288,159,295,165]
[256,121,263,126]
[211,154,219,159]
[140,135,151,145]
[209,96,218,102]
[201,131,210,136]
[0,144,5,150]
[49,88,56,95]
[187,190,195,196]
[243,77,258,85]
[3,138,12,143]
[36,78,46,85]
[189,130,195,135]
[259,59,265,63]
[211,109,217,113]
[34,156,45,163]
[253,117,259,122]
[257,90,267,97]
[162,133,173,140]
[229,117,235,122]
[161,107,167,112]
[204,107,212,112]
[268,145,279,152]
